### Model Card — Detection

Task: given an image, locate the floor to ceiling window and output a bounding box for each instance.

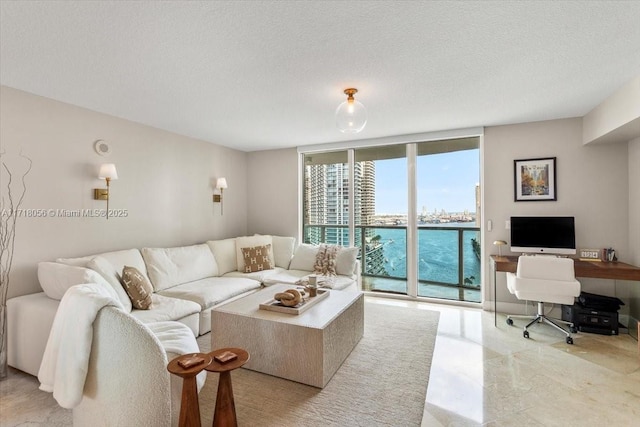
[416,138,481,302]
[354,145,408,294]
[302,133,482,303]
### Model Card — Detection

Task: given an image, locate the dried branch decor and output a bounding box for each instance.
[0,151,32,379]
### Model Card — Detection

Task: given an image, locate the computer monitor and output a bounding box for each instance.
[510,216,576,255]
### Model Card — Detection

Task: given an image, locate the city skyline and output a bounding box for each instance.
[375,149,480,214]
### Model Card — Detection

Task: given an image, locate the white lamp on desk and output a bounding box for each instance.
[493,240,507,256]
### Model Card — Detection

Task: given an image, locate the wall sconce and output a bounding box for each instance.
[213,177,228,214]
[493,240,507,257]
[94,163,118,219]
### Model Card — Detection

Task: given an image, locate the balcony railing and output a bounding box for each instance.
[303,224,481,300]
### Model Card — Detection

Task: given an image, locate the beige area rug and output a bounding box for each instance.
[197,302,440,426]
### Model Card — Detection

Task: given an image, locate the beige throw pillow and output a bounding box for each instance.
[241,244,274,273]
[121,266,153,310]
[236,235,274,272]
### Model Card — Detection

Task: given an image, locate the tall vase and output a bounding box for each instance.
[0,304,7,379]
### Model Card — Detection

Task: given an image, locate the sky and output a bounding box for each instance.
[374,149,479,214]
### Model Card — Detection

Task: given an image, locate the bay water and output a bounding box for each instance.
[372,224,481,286]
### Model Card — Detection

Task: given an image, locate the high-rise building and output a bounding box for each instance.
[304,160,386,275]
[305,161,376,245]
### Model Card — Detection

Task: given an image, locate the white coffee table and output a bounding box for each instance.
[211,283,364,388]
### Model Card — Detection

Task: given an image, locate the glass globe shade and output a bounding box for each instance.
[335,99,367,133]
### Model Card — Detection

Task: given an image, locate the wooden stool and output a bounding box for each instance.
[167,352,213,427]
[205,348,250,427]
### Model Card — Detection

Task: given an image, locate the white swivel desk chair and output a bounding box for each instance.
[506,255,581,344]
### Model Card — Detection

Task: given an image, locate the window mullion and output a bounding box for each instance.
[348,149,355,246]
[406,143,418,297]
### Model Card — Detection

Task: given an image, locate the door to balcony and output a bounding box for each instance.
[302,135,481,303]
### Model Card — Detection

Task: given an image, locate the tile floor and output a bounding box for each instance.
[1,297,639,426]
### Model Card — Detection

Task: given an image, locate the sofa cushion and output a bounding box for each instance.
[157,277,261,310]
[261,269,308,285]
[262,269,355,290]
[206,238,237,275]
[289,244,319,271]
[235,235,274,272]
[87,249,150,312]
[130,294,200,325]
[142,244,218,292]
[271,236,296,268]
[55,255,95,268]
[316,274,357,290]
[37,262,114,300]
[222,267,285,283]
[241,244,274,272]
[336,246,360,276]
[122,266,153,310]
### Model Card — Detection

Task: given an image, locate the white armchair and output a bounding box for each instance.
[506,255,581,344]
[74,307,205,427]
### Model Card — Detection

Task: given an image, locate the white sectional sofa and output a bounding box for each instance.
[7,235,361,377]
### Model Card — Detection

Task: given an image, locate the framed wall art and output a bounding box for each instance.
[514,157,556,201]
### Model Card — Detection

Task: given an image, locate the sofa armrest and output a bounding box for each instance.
[353,260,362,289]
[74,307,173,427]
[7,292,59,377]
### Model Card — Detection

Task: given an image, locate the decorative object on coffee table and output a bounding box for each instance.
[273,288,302,306]
[205,347,249,427]
[307,275,318,297]
[260,288,329,315]
[306,285,318,297]
[167,352,213,427]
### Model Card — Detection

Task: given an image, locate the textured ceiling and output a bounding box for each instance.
[1,1,640,152]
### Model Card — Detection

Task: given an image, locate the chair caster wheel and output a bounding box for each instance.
[570,326,577,333]
[523,331,529,339]
[506,318,514,326]
[566,337,573,345]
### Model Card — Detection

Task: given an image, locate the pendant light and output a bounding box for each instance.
[335,88,367,133]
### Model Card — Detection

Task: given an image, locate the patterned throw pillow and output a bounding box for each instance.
[241,244,274,273]
[121,266,153,310]
[313,244,339,276]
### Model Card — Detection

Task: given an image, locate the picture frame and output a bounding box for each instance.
[514,157,556,201]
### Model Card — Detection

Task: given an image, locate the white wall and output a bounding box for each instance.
[1,86,248,298]
[583,76,640,145]
[628,137,640,267]
[627,137,640,336]
[483,118,630,312]
[246,148,299,238]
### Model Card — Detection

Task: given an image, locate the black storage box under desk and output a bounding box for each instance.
[561,304,619,335]
[577,291,624,312]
